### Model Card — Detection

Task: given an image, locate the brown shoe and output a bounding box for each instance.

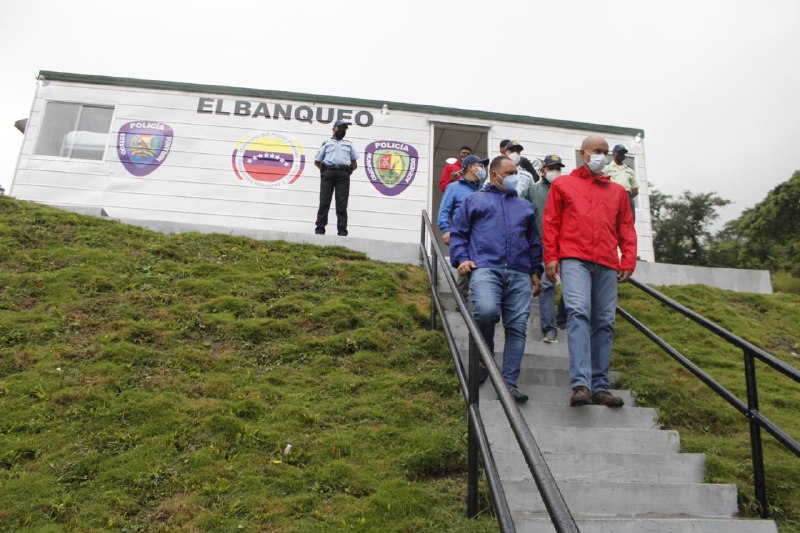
[591,390,624,408]
[570,386,591,407]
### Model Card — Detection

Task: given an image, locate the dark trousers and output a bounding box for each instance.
[315,169,350,235]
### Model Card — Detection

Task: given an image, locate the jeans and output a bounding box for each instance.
[539,263,557,335]
[315,169,350,234]
[560,258,618,392]
[470,268,532,388]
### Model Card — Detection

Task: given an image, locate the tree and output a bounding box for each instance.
[710,170,800,275]
[650,190,731,265]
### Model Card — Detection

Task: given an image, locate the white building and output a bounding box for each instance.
[10,71,654,261]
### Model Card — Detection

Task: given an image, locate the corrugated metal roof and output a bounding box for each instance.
[38,70,645,138]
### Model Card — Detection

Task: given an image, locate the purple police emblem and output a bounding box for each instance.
[364,140,419,196]
[117,121,174,176]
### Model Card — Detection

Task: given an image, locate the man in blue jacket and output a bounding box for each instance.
[438,154,489,303]
[450,156,543,402]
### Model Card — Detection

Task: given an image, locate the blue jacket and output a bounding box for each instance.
[450,186,544,276]
[437,178,480,233]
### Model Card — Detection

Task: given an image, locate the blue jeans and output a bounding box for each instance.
[470,268,532,388]
[539,262,557,335]
[560,258,618,392]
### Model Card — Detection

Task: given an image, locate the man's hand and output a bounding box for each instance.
[457,260,477,277]
[531,273,542,296]
[442,232,450,245]
[617,269,632,283]
[545,261,560,283]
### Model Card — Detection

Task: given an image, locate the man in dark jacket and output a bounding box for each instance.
[450,156,543,402]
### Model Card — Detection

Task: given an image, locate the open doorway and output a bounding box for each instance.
[430,123,490,244]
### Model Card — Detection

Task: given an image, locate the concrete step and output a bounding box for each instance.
[446,311,561,343]
[504,480,738,517]
[495,451,705,483]
[486,424,682,454]
[471,364,621,388]
[479,383,634,406]
[480,400,658,430]
[455,334,571,358]
[512,515,778,533]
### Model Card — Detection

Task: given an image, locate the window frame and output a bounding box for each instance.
[32,99,117,164]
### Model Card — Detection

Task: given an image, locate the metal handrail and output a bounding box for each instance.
[618,277,800,518]
[419,210,579,533]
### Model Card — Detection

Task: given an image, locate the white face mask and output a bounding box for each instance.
[545,170,561,181]
[586,153,607,173]
[508,152,521,164]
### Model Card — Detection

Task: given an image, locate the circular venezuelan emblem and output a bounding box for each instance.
[231,132,305,188]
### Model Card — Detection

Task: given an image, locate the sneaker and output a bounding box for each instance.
[591,390,624,408]
[507,386,528,403]
[314,228,325,235]
[478,363,489,384]
[337,231,348,237]
[542,330,558,343]
[570,386,591,407]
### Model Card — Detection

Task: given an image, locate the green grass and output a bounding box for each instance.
[772,271,800,295]
[614,283,800,532]
[0,196,496,531]
[3,194,799,531]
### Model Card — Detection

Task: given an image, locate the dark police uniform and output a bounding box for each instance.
[314,121,358,236]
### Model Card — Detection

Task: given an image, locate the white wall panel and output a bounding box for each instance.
[12,79,653,256]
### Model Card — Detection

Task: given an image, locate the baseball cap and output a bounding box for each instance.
[612,144,628,154]
[461,154,490,170]
[542,155,566,168]
[506,140,524,152]
[500,139,511,149]
[333,120,351,128]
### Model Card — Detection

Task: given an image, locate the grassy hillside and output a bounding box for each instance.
[0,196,495,531]
[614,283,800,532]
[2,195,799,531]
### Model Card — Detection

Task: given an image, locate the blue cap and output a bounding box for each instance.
[612,144,628,154]
[506,140,524,152]
[461,154,490,170]
[333,120,351,128]
[542,155,565,168]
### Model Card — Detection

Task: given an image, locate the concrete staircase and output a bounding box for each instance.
[439,284,778,532]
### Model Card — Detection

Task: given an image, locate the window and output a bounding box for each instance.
[35,102,114,160]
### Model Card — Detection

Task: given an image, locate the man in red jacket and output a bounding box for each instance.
[543,135,637,408]
[438,146,472,192]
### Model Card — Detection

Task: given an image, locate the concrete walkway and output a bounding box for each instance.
[438,284,778,532]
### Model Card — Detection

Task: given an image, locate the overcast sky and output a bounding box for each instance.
[1,0,798,227]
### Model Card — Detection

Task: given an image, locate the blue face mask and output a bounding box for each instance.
[503,174,520,193]
[475,166,487,182]
[587,153,608,174]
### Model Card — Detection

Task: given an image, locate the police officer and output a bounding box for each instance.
[314,120,358,236]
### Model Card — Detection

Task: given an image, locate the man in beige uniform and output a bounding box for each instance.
[603,144,639,221]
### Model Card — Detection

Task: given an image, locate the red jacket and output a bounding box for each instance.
[543,166,637,272]
[438,161,462,192]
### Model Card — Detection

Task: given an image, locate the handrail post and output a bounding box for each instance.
[419,209,426,264]
[467,333,480,518]
[744,348,768,518]
[430,246,439,330]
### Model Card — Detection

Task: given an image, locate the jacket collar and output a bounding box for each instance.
[573,165,611,183]
[458,177,481,190]
[484,184,518,196]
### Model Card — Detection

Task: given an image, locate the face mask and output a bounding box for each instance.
[587,153,607,173]
[503,174,520,193]
[545,170,561,182]
[475,166,487,182]
[334,130,346,140]
[508,152,521,165]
